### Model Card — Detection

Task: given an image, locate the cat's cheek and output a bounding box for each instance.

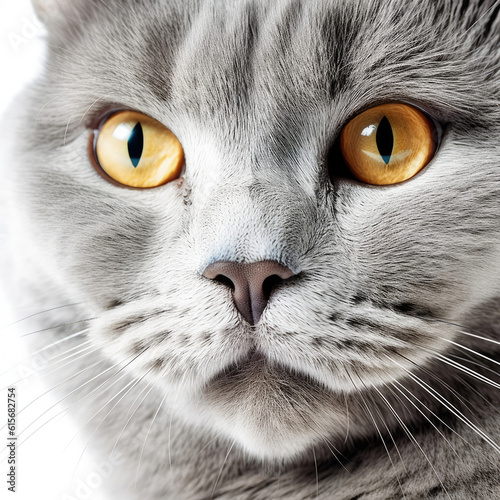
[19,139,188,301]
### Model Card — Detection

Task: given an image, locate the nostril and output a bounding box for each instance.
[213,274,235,291]
[262,274,284,300]
[202,260,296,325]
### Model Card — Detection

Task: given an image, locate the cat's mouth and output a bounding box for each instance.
[204,347,329,394]
[207,348,266,382]
[199,346,342,460]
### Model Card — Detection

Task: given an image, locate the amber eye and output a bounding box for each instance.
[339,103,437,185]
[93,111,184,188]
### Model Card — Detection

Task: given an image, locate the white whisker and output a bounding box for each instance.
[77,97,102,127]
[456,329,500,347]
[348,370,407,497]
[211,438,236,499]
[108,370,164,460]
[0,302,88,331]
[71,366,154,480]
[421,317,500,346]
[434,354,500,391]
[14,317,96,341]
[440,338,500,368]
[168,380,184,471]
[389,381,460,457]
[0,328,90,378]
[369,381,451,500]
[134,386,171,490]
[389,357,500,455]
[14,349,144,449]
[1,341,103,393]
[321,437,350,473]
[312,447,319,499]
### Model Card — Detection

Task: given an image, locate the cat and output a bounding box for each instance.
[1,0,500,498]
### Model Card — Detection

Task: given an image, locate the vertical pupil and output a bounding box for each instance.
[376,116,394,165]
[127,122,144,168]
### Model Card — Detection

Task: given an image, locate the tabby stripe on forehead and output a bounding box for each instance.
[128,122,144,168]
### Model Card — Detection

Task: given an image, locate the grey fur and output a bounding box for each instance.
[2,0,500,498]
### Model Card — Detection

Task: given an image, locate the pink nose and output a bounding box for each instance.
[202,261,295,325]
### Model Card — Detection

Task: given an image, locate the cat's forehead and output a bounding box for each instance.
[44,0,498,140]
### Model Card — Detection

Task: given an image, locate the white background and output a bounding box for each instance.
[0,3,108,499]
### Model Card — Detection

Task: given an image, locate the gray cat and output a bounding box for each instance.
[2,0,500,498]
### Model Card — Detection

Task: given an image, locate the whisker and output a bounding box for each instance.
[348,370,407,497]
[447,352,498,379]
[56,349,152,452]
[15,349,142,445]
[71,366,154,479]
[63,106,82,146]
[389,356,500,455]
[1,340,103,392]
[440,338,500,368]
[16,358,115,440]
[108,370,165,460]
[434,354,500,391]
[419,316,500,346]
[369,380,451,500]
[35,95,61,127]
[76,97,101,127]
[168,381,185,471]
[455,330,500,347]
[18,372,130,462]
[14,340,120,427]
[321,437,350,473]
[274,381,349,469]
[134,386,172,489]
[168,372,192,470]
[35,339,93,365]
[321,435,350,471]
[454,375,500,417]
[0,356,120,466]
[343,392,350,444]
[271,381,350,473]
[0,328,89,378]
[370,395,409,477]
[211,438,236,499]
[312,447,319,499]
[193,430,227,459]
[13,317,97,341]
[0,343,105,419]
[388,381,460,458]
[0,302,88,331]
[390,378,498,472]
[395,341,491,415]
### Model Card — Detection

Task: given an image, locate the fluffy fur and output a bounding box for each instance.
[2,0,500,498]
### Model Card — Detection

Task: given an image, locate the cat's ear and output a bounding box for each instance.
[31,0,84,29]
[32,0,65,23]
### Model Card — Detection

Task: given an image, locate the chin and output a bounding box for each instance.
[195,352,348,462]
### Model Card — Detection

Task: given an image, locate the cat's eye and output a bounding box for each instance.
[339,103,437,185]
[93,111,184,188]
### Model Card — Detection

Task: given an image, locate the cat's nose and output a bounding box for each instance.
[202,261,295,325]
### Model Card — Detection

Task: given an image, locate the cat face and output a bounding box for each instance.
[9,0,500,459]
